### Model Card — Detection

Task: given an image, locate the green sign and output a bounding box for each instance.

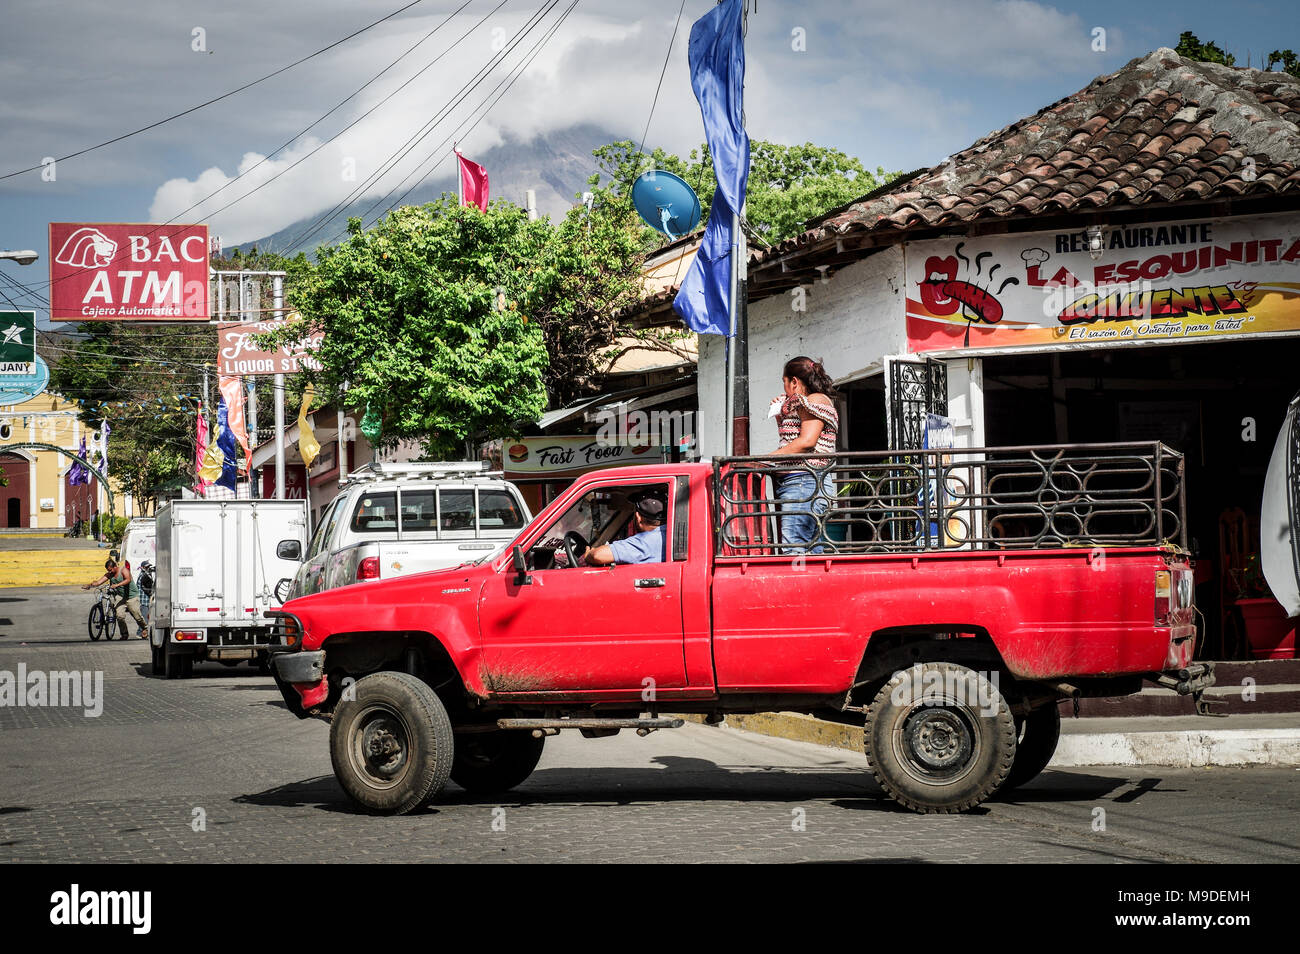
[0,311,35,375]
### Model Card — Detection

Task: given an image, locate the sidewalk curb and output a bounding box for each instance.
[683,712,1300,768]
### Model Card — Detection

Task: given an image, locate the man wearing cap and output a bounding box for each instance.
[583,494,667,566]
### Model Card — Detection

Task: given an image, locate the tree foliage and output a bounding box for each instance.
[267,201,552,457]
[587,139,901,245]
[47,324,205,510]
[1175,31,1300,78]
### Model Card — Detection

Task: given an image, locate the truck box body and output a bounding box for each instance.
[153,499,308,656]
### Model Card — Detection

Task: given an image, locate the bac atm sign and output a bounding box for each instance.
[48,222,209,321]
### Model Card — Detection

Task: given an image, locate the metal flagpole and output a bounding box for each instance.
[725,210,739,457]
[273,275,286,501]
[455,143,463,207]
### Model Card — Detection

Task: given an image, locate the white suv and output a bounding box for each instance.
[283,462,531,598]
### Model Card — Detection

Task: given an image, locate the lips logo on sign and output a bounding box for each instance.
[54,228,118,269]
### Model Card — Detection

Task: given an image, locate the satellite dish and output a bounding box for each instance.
[631,170,702,240]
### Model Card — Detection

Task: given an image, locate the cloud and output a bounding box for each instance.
[3,0,1135,247]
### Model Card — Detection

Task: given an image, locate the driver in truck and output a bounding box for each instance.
[583,494,667,566]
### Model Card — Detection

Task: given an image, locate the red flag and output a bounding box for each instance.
[194,402,210,497]
[219,375,250,470]
[456,150,489,211]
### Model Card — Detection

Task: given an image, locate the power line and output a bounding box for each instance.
[280,0,563,254]
[359,0,581,231]
[0,0,431,180]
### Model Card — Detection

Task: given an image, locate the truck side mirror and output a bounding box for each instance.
[512,546,531,585]
[277,539,303,561]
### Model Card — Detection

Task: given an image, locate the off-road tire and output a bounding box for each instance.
[450,730,545,794]
[863,662,1016,814]
[1000,702,1062,792]
[329,671,454,815]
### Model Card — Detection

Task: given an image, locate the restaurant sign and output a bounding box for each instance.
[218,320,322,375]
[503,436,660,479]
[905,213,1300,352]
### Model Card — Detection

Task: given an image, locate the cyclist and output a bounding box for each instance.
[82,558,146,639]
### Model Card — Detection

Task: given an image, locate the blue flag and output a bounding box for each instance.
[673,0,749,337]
[215,397,238,491]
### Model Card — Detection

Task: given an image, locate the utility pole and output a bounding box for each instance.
[273,275,286,500]
[729,210,750,455]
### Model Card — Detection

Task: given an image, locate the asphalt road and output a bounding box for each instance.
[2,586,1298,863]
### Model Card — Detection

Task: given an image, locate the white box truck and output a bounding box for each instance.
[150,499,309,679]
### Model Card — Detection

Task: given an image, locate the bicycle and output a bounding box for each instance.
[87,586,120,641]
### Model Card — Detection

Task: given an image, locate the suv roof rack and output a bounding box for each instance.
[340,461,502,486]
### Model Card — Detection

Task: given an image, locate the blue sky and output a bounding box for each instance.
[1,0,1297,324]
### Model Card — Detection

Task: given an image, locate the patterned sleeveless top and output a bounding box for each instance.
[776,394,839,466]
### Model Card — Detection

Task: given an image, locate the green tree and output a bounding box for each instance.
[47,324,207,510]
[266,201,551,457]
[1175,31,1300,77]
[1176,31,1236,66]
[588,139,901,245]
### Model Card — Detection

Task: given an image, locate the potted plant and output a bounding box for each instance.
[1233,554,1297,660]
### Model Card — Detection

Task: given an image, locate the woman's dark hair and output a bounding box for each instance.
[783,356,840,399]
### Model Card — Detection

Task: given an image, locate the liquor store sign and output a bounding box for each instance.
[48,222,209,321]
[905,212,1300,352]
[218,320,322,375]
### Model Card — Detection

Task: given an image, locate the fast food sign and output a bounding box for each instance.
[905,213,1300,352]
[218,320,322,376]
[48,222,209,321]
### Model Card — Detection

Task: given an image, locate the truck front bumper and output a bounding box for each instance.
[271,650,325,685]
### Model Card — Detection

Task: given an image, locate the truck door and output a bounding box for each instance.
[478,478,687,693]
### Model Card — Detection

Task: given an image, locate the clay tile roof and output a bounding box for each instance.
[760,48,1300,262]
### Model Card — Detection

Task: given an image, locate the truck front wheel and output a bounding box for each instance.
[450,730,545,794]
[864,662,1016,814]
[329,671,454,815]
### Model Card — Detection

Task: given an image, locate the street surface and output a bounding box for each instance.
[2,586,1298,863]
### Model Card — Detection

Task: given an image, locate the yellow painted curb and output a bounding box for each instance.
[0,550,112,587]
[677,711,863,753]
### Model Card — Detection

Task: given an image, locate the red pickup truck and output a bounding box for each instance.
[267,442,1212,815]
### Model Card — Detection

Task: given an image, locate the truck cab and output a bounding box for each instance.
[285,461,531,598]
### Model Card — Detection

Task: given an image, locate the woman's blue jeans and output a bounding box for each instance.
[776,468,834,554]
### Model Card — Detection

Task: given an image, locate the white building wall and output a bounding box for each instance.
[697,245,908,457]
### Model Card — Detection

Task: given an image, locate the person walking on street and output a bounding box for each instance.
[770,356,840,553]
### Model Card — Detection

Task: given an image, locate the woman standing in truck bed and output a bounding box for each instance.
[770,356,839,553]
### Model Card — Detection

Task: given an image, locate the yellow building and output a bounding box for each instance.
[0,390,138,530]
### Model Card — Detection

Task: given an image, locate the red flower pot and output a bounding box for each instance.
[1236,598,1298,659]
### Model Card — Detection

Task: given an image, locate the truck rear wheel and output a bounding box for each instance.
[450,730,545,794]
[163,646,193,680]
[863,662,1016,814]
[330,671,454,815]
[1000,702,1061,792]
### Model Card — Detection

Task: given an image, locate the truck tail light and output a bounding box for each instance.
[357,557,380,581]
[1154,570,1172,623]
[174,630,204,642]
